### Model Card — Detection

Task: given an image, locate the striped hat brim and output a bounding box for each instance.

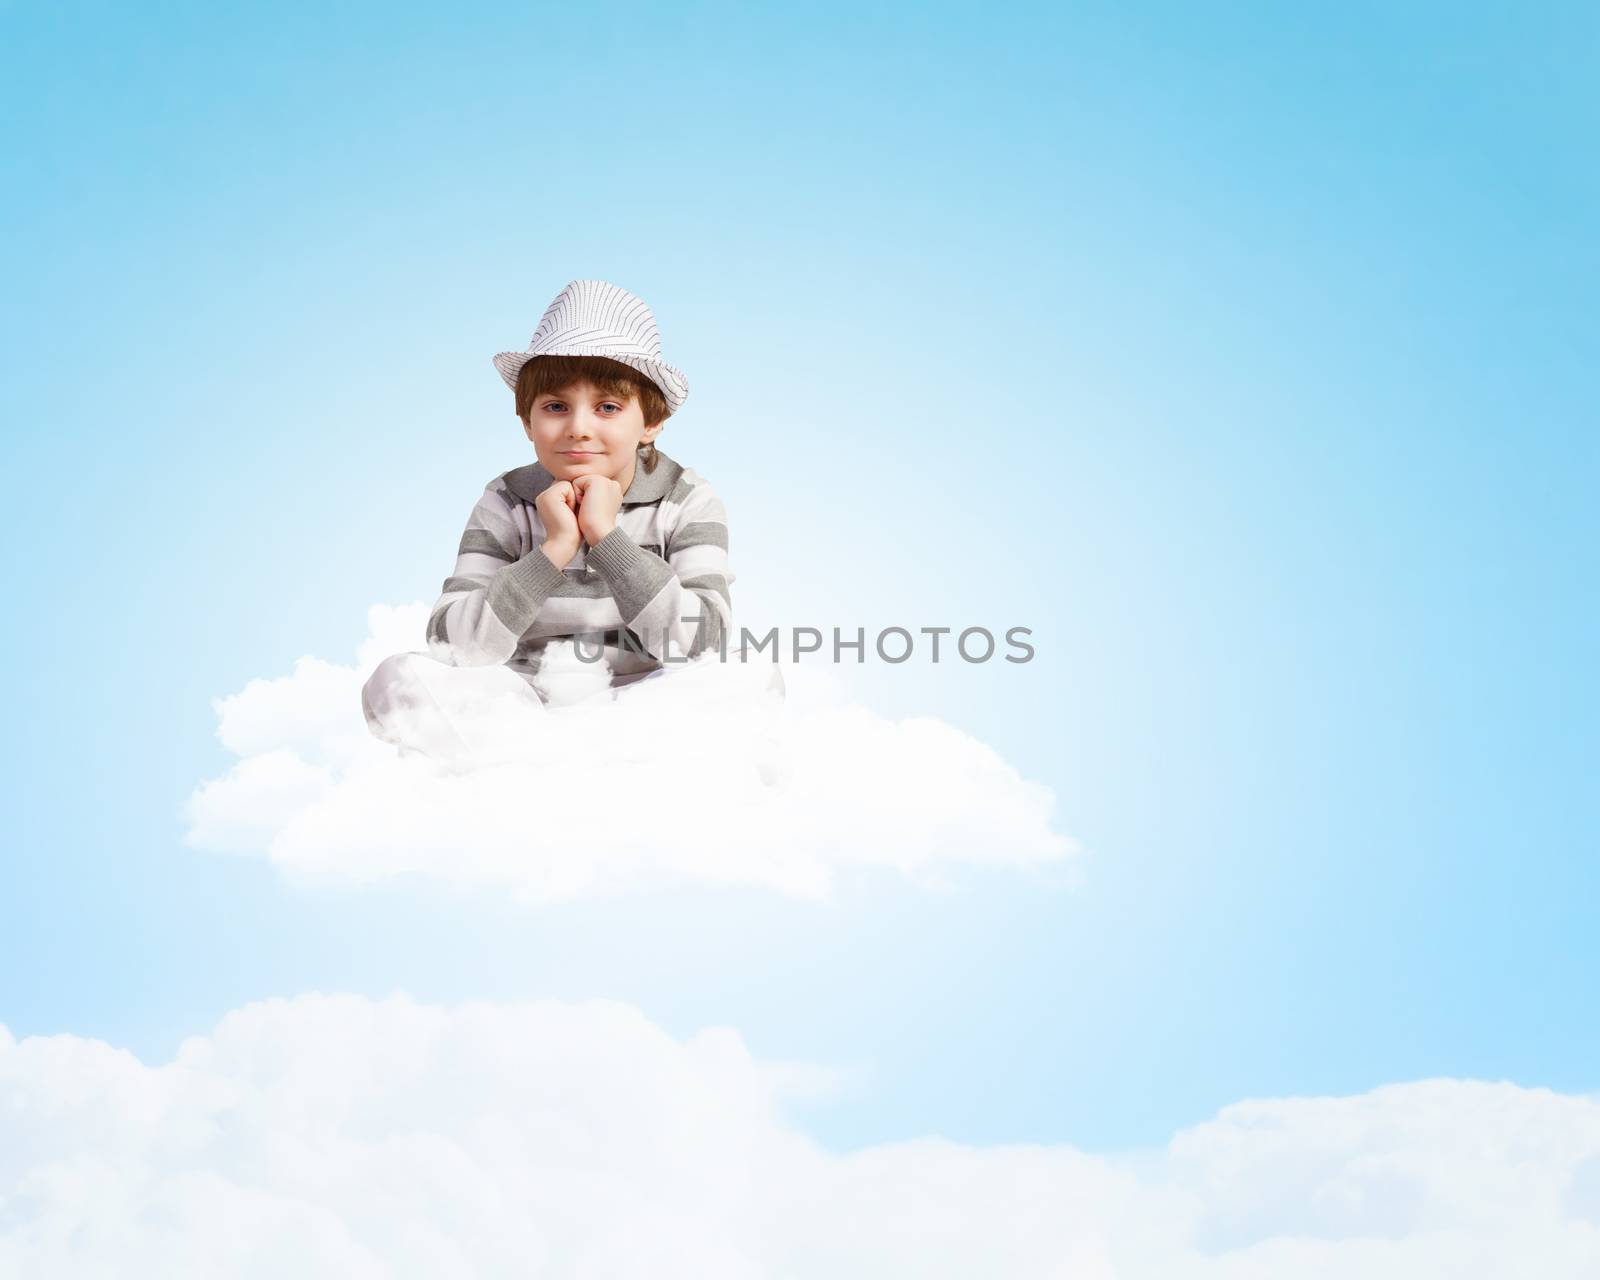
[492,347,689,415]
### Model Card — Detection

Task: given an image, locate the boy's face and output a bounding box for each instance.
[522,378,664,489]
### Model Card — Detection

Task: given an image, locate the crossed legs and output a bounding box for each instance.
[360,646,787,775]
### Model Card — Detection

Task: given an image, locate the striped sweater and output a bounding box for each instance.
[426,448,734,691]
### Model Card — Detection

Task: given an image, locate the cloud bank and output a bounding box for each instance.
[181,603,1076,902]
[3,993,1597,1278]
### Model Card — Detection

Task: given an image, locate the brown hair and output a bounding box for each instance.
[514,354,670,474]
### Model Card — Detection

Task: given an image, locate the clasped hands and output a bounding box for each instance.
[535,475,622,569]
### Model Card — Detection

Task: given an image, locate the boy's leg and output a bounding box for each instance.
[724,641,787,703]
[360,651,546,770]
[610,645,790,785]
[614,642,786,704]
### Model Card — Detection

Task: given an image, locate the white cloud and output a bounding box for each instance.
[181,603,1077,902]
[2,994,1598,1278]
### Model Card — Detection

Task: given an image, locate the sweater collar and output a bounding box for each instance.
[503,449,683,508]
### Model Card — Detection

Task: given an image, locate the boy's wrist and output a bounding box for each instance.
[487,543,568,635]
[586,526,674,623]
[540,539,578,568]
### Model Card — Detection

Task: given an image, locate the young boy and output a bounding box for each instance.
[361,279,783,770]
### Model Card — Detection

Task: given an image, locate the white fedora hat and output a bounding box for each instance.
[492,279,690,416]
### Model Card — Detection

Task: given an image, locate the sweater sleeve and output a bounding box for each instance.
[425,482,569,667]
[585,470,734,664]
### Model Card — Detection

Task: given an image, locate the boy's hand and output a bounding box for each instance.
[572,474,623,545]
[534,481,582,567]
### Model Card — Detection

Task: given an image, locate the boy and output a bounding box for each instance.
[361,279,783,770]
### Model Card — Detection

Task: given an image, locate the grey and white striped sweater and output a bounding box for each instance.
[426,448,733,691]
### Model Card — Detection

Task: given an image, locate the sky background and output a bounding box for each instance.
[2,0,1596,1158]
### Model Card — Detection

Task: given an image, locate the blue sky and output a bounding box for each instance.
[2,0,1596,1162]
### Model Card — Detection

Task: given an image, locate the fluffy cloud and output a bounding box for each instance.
[2,994,1597,1278]
[181,603,1076,901]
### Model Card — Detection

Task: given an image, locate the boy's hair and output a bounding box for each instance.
[515,354,670,473]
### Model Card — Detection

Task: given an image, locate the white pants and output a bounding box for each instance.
[360,645,787,772]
